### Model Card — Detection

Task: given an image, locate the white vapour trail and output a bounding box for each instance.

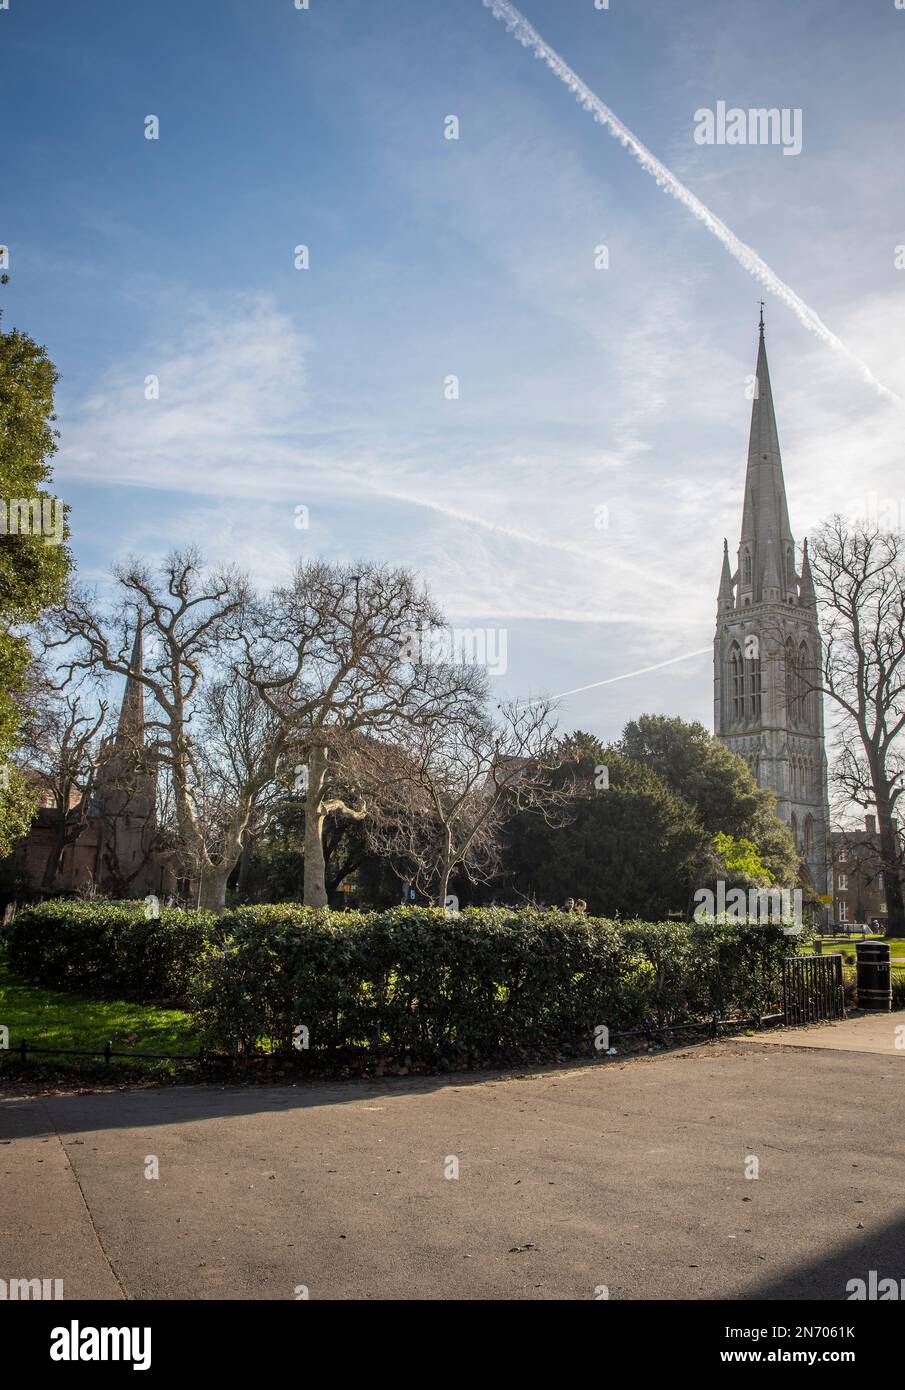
[378,485,675,596]
[530,645,712,706]
[481,0,901,406]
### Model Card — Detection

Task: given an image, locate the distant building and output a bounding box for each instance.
[3,623,173,900]
[829,815,896,928]
[713,314,830,893]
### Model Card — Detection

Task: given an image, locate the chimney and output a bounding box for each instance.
[865,814,877,835]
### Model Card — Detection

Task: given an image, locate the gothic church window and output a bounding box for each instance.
[785,639,797,722]
[747,644,761,717]
[798,642,811,723]
[743,549,752,585]
[729,644,744,721]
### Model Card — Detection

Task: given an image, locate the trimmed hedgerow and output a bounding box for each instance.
[2,899,218,1000]
[1,901,796,1062]
[190,905,794,1061]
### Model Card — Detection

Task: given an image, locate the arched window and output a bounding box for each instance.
[790,813,799,851]
[729,644,744,721]
[743,549,752,585]
[804,815,814,856]
[747,643,761,717]
[784,639,797,722]
[798,641,811,723]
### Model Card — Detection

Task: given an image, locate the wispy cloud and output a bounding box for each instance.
[56,295,686,633]
[480,0,902,404]
[43,0,905,742]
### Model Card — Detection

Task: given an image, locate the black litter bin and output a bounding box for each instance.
[856,940,891,1012]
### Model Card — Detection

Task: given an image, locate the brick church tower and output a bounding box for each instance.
[713,314,830,893]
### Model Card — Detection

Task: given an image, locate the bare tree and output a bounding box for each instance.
[187,677,290,900]
[45,552,498,911]
[44,549,280,909]
[807,517,905,935]
[369,699,569,907]
[242,560,485,907]
[18,686,107,887]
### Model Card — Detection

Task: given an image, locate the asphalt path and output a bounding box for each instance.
[2,1024,904,1300]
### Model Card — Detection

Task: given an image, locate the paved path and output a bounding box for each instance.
[0,1095,125,1301]
[2,1036,904,1300]
[736,1009,905,1058]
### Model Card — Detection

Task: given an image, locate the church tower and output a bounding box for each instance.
[93,618,161,895]
[713,314,829,893]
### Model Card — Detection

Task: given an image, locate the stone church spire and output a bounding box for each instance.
[714,313,830,900]
[92,612,160,898]
[115,617,145,748]
[736,313,797,606]
[798,536,817,610]
[717,538,735,611]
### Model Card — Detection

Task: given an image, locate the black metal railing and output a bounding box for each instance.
[782,954,845,1026]
[3,1012,783,1069]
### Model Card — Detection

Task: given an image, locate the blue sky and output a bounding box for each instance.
[2,0,904,741]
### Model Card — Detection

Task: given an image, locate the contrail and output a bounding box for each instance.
[529,645,712,706]
[481,0,901,405]
[377,486,676,595]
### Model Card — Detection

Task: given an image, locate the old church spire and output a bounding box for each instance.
[717,537,735,610]
[115,615,146,747]
[714,314,830,899]
[736,314,797,606]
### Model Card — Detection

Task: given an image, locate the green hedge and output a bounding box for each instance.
[191,905,794,1061]
[2,900,218,1000]
[2,901,796,1063]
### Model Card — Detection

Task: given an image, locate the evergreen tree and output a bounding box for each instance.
[618,715,798,885]
[502,733,709,918]
[0,289,71,854]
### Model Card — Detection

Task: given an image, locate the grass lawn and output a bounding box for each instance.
[803,936,905,967]
[0,950,198,1079]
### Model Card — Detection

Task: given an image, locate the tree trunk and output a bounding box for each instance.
[436,831,454,909]
[42,824,67,888]
[303,746,329,908]
[876,794,905,936]
[199,869,230,912]
[236,833,255,899]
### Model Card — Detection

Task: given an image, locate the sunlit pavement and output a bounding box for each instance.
[2,1038,903,1301]
[735,1009,905,1058]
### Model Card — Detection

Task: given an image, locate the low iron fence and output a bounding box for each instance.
[782,953,845,1026]
[3,1012,787,1070]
